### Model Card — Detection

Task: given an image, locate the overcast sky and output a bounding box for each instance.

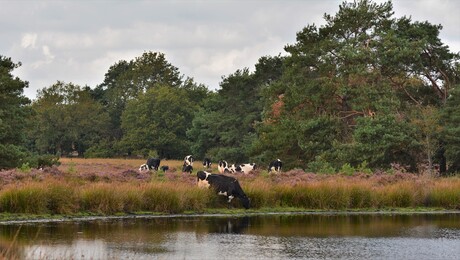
[1,0,459,100]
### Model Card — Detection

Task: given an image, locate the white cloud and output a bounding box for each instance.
[2,0,459,99]
[21,33,37,49]
[42,45,54,61]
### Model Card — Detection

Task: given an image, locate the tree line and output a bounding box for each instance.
[1,0,459,174]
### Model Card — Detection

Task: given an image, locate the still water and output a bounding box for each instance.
[1,212,459,259]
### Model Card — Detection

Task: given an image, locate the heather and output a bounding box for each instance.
[0,159,458,217]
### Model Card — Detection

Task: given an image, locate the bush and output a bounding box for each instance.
[307,157,336,174]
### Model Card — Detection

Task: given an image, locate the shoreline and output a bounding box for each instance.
[2,208,460,225]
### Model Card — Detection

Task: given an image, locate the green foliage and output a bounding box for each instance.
[31,82,111,157]
[84,139,114,158]
[93,51,185,144]
[119,85,196,158]
[307,157,336,174]
[0,56,31,169]
[189,56,284,163]
[3,0,459,174]
[251,0,459,172]
[351,116,421,170]
[441,86,460,173]
[18,162,31,173]
[340,163,355,176]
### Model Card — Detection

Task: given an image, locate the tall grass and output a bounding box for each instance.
[0,173,458,215]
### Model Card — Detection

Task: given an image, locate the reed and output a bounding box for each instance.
[80,183,125,214]
[0,183,48,214]
[427,178,460,208]
[1,159,459,216]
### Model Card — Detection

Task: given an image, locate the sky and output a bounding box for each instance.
[1,0,459,100]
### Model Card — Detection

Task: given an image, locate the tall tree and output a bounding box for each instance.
[94,52,184,141]
[440,85,460,174]
[31,81,110,156]
[253,0,459,171]
[188,55,284,162]
[119,85,196,158]
[0,56,31,169]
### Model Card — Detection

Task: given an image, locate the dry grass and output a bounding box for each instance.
[0,158,458,215]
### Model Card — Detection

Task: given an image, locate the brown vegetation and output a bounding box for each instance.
[0,158,459,216]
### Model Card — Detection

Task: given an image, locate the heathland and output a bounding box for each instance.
[0,158,458,221]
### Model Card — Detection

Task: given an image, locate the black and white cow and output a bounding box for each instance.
[203,158,212,169]
[197,171,250,209]
[268,159,283,173]
[139,157,161,171]
[228,163,256,174]
[160,165,169,172]
[184,155,194,166]
[182,164,193,174]
[218,160,229,174]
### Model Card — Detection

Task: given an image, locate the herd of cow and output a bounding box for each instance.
[138,156,283,209]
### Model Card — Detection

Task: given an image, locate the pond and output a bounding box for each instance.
[1,212,459,259]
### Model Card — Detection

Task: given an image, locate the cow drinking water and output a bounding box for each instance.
[197,171,250,209]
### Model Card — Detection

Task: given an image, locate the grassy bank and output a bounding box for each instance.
[0,158,459,218]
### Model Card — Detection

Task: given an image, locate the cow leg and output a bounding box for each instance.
[227,195,234,209]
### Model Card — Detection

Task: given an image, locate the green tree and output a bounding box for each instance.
[253,0,459,171]
[0,56,31,169]
[188,55,284,162]
[348,115,421,171]
[441,85,460,174]
[94,52,184,141]
[119,85,196,158]
[31,82,110,156]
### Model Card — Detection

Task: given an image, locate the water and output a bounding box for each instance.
[1,212,459,259]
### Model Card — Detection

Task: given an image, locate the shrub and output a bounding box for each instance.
[340,163,355,176]
[18,163,32,173]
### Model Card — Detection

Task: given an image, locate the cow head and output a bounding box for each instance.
[240,196,250,209]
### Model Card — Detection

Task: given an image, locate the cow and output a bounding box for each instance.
[160,165,169,172]
[268,159,283,173]
[228,163,256,174]
[218,160,230,174]
[184,155,194,166]
[182,164,193,174]
[139,157,161,171]
[203,158,212,169]
[197,171,250,209]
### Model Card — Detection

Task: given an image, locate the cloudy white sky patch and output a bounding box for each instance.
[1,0,459,99]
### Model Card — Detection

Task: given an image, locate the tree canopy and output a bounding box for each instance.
[0,56,31,169]
[2,0,460,174]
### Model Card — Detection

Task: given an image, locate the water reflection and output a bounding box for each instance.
[0,213,459,259]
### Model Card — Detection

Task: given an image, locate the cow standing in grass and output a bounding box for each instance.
[218,160,229,173]
[203,158,212,169]
[182,164,193,174]
[184,155,194,166]
[139,158,161,171]
[197,171,250,209]
[268,159,283,173]
[182,155,194,173]
[228,163,256,174]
